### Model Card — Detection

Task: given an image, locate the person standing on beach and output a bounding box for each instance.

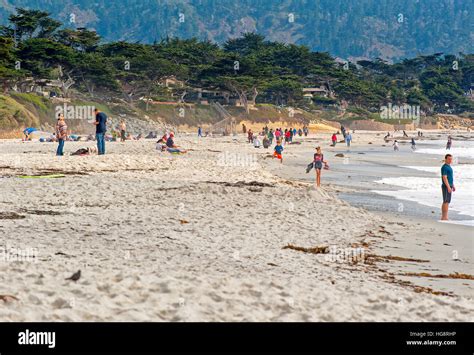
[411,137,416,150]
[267,128,274,145]
[345,132,352,147]
[331,133,337,146]
[94,108,107,155]
[446,136,452,150]
[247,129,253,143]
[303,126,309,137]
[275,128,281,141]
[313,146,327,187]
[393,140,399,151]
[55,113,67,156]
[198,126,202,137]
[119,121,126,143]
[441,154,455,220]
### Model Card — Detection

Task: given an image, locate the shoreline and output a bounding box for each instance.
[261,130,473,298]
[0,133,473,321]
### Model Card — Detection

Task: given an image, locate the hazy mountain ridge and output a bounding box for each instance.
[0,0,472,61]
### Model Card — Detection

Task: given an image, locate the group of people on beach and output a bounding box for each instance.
[51,114,460,221]
[54,108,108,156]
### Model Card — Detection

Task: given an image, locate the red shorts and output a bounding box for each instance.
[273,152,282,160]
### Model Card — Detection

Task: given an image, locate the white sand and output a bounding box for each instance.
[0,135,473,321]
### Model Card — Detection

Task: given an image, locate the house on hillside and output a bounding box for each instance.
[12,78,63,97]
[303,85,336,104]
[159,76,185,88]
[186,88,243,106]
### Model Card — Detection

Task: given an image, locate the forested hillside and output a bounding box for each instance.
[0,0,472,62]
[0,7,473,133]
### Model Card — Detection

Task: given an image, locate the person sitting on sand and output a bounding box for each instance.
[165,132,187,154]
[71,146,97,156]
[156,141,167,151]
[313,146,328,188]
[273,140,284,163]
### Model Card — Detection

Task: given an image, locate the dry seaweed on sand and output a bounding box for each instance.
[364,254,429,264]
[282,244,329,254]
[0,212,25,220]
[402,272,474,280]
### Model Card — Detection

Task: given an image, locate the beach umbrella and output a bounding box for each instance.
[23,127,38,135]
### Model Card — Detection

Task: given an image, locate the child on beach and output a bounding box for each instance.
[393,140,399,151]
[411,138,416,150]
[273,140,284,163]
[331,133,337,146]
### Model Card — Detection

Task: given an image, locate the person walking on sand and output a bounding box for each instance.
[345,132,352,147]
[267,128,274,145]
[313,146,327,187]
[119,120,126,143]
[441,154,455,220]
[411,137,416,150]
[275,128,281,141]
[198,126,202,137]
[446,135,452,150]
[94,108,107,155]
[331,133,337,147]
[393,140,399,151]
[303,125,309,137]
[55,113,67,156]
[273,140,284,163]
[247,129,253,144]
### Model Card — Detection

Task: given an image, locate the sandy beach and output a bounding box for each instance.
[0,131,473,321]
